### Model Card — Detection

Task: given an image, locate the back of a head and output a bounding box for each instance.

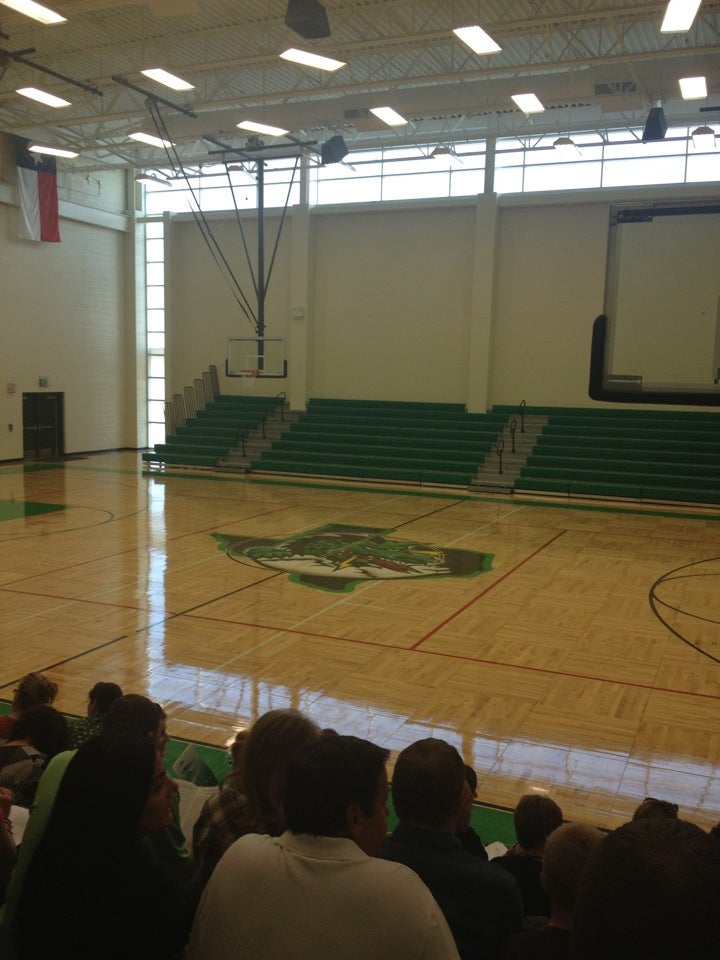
[573,818,720,959]
[631,797,679,822]
[89,681,123,715]
[391,738,465,829]
[285,734,389,837]
[541,822,604,915]
[12,705,70,758]
[16,734,156,940]
[513,793,563,850]
[242,709,320,828]
[13,672,58,713]
[103,693,162,740]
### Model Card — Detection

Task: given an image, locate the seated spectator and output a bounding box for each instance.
[500,823,603,959]
[381,738,522,959]
[12,735,189,960]
[192,709,320,893]
[186,734,461,960]
[0,789,17,906]
[103,694,188,882]
[456,762,489,859]
[631,796,678,821]
[69,681,123,748]
[493,794,563,917]
[572,818,720,959]
[0,673,58,742]
[0,706,70,807]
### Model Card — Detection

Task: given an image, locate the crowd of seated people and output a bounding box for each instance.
[1,682,719,960]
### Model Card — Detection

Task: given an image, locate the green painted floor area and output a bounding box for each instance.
[0,500,66,521]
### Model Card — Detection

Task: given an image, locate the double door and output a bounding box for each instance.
[22,392,64,460]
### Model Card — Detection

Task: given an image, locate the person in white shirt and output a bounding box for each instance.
[186,733,460,960]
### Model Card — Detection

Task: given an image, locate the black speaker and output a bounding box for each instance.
[642,106,667,142]
[285,0,331,40]
[321,135,348,165]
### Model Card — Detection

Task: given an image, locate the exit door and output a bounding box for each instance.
[23,392,64,460]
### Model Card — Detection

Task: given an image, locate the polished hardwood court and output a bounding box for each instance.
[1,452,719,831]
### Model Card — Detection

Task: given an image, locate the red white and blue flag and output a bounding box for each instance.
[14,136,61,243]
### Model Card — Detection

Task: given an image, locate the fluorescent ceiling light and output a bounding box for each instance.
[140,68,194,91]
[452,25,501,55]
[369,106,408,126]
[691,125,716,150]
[511,93,545,114]
[16,86,71,108]
[128,131,174,148]
[553,136,581,159]
[29,144,78,158]
[679,76,707,100]
[0,0,66,24]
[661,0,702,32]
[237,120,289,137]
[279,48,345,71]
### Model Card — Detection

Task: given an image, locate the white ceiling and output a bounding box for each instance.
[0,0,718,171]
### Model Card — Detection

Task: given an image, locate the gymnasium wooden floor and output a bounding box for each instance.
[1,451,719,831]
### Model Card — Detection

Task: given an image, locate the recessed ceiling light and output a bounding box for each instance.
[661,0,702,32]
[452,25,501,55]
[16,87,71,108]
[29,144,78,158]
[511,93,546,114]
[237,120,289,137]
[369,106,408,127]
[679,76,707,100]
[141,68,194,91]
[279,48,345,71]
[128,132,174,148]
[0,0,66,24]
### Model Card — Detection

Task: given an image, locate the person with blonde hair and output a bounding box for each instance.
[191,709,320,892]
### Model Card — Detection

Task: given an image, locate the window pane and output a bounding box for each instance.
[148,422,166,447]
[147,286,165,310]
[148,400,166,422]
[494,167,524,193]
[146,238,164,262]
[145,221,164,239]
[601,156,686,187]
[146,191,192,215]
[381,171,449,201]
[149,355,165,378]
[148,378,166,401]
[147,262,164,285]
[147,332,165,350]
[686,154,720,183]
[450,168,485,197]
[317,177,382,204]
[524,161,601,192]
[147,309,164,332]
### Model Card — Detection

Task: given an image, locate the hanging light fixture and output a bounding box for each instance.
[553,136,580,159]
[691,125,716,150]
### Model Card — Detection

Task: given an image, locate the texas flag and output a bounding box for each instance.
[14,136,61,243]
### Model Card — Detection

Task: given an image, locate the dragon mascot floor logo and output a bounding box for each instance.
[213,523,493,593]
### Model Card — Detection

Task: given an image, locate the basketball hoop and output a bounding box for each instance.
[239,369,259,389]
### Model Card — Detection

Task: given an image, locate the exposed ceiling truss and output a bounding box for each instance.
[0,0,717,172]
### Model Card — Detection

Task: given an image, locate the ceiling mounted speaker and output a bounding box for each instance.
[642,106,667,142]
[321,135,348,164]
[285,0,331,40]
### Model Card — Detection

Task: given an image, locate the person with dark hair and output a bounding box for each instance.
[381,739,522,959]
[186,734,461,960]
[0,706,70,807]
[456,762,489,859]
[10,735,188,960]
[0,673,58,742]
[192,709,320,893]
[493,794,563,917]
[572,818,720,959]
[69,681,123,748]
[0,788,17,905]
[500,823,603,959]
[631,796,679,821]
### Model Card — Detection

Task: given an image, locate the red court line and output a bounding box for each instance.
[410,529,568,650]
